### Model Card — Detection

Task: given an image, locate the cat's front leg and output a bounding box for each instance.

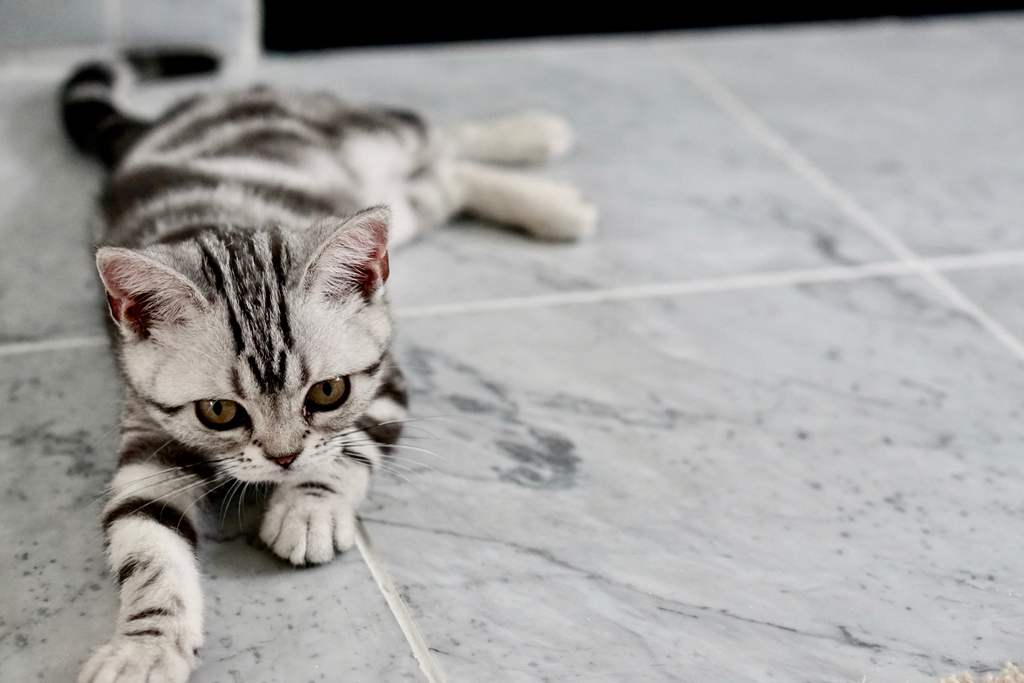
[259,444,376,565]
[80,461,210,683]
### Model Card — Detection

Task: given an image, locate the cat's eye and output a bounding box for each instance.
[195,399,248,430]
[305,376,350,413]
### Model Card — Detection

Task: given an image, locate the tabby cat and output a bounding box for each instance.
[62,53,595,683]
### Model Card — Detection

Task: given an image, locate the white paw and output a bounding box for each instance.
[453,111,576,164]
[454,163,598,241]
[532,192,598,241]
[511,176,598,240]
[79,635,195,683]
[260,484,357,565]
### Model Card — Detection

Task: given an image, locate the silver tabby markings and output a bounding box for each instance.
[64,53,596,683]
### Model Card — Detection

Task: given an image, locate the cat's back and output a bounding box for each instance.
[100,87,411,248]
[121,87,351,166]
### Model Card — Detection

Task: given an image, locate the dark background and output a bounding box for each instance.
[263,2,1024,51]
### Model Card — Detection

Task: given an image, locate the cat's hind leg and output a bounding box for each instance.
[79,458,211,683]
[450,111,576,164]
[452,161,598,241]
[337,108,596,244]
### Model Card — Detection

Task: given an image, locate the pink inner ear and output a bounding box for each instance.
[106,292,145,332]
[99,257,152,335]
[305,209,392,299]
[357,247,389,292]
[96,247,202,337]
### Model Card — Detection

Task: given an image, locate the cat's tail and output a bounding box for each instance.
[61,49,218,169]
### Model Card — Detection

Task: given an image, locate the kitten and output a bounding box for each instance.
[62,53,596,683]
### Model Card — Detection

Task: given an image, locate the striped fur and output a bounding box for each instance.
[65,56,595,683]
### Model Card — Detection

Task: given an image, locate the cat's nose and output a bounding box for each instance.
[266,451,300,468]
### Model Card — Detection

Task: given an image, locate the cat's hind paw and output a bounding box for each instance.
[455,163,598,241]
[260,484,357,565]
[79,635,195,683]
[452,111,576,164]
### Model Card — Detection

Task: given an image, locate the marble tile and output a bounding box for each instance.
[0,0,108,50]
[677,14,1024,257]
[5,17,1024,683]
[361,275,1024,682]
[0,82,107,344]
[0,349,422,682]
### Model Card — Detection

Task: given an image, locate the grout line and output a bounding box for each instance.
[393,261,910,318]
[928,250,1024,270]
[393,250,1024,319]
[354,519,450,683]
[914,269,1024,361]
[658,44,1024,364]
[0,335,107,358]
[5,249,1024,358]
[662,48,916,262]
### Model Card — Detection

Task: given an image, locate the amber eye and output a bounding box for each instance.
[195,399,248,430]
[305,376,350,412]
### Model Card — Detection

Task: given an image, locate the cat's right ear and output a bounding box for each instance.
[96,247,206,338]
[301,207,391,301]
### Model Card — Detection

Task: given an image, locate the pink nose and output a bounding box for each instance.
[270,454,297,468]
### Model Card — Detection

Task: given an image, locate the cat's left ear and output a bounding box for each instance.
[301,207,390,300]
[96,247,206,338]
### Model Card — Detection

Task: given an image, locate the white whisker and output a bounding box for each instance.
[220,479,245,528]
[179,475,232,522]
[143,439,177,463]
[339,439,449,463]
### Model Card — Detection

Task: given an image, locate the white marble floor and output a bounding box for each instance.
[3,13,1024,683]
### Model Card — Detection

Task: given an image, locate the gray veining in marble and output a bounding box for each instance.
[368,278,1024,682]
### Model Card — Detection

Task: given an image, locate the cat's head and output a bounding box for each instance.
[96,207,393,483]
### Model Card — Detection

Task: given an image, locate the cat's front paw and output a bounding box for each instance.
[79,635,196,683]
[260,484,357,565]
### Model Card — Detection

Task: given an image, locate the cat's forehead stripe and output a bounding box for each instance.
[193,229,294,394]
[188,225,388,398]
[268,229,293,349]
[196,236,244,352]
[230,366,246,399]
